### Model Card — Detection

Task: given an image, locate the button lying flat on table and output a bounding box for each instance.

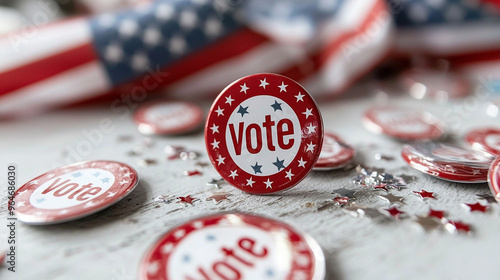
[488,157,500,203]
[465,127,500,156]
[11,161,139,225]
[363,106,446,141]
[134,100,204,135]
[401,142,495,183]
[205,73,323,194]
[139,213,325,280]
[313,132,355,171]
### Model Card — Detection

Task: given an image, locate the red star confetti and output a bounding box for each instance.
[428,209,446,220]
[445,220,472,234]
[413,190,436,200]
[206,192,232,204]
[177,195,198,205]
[184,170,202,177]
[384,207,405,219]
[463,202,489,213]
[374,184,388,192]
[333,196,350,206]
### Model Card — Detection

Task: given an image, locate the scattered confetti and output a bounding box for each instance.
[139,159,157,166]
[353,166,406,190]
[333,196,350,206]
[413,190,436,200]
[428,209,446,220]
[463,202,489,213]
[206,192,232,204]
[177,195,198,205]
[195,162,210,168]
[378,193,405,205]
[184,170,202,176]
[398,174,418,184]
[180,151,199,160]
[384,207,405,219]
[445,220,472,234]
[165,145,199,161]
[153,195,176,204]
[207,178,226,189]
[413,215,442,232]
[332,187,357,198]
[374,154,394,161]
[127,150,142,157]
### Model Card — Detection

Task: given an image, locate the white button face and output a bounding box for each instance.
[205,73,323,194]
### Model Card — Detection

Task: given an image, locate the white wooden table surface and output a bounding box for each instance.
[1,87,500,280]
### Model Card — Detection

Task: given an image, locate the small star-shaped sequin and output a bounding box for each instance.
[139,159,157,166]
[428,209,446,220]
[272,157,285,171]
[414,215,442,232]
[207,178,225,188]
[278,82,288,92]
[206,192,232,204]
[225,96,234,106]
[237,105,249,117]
[379,193,405,205]
[240,83,249,94]
[264,178,273,189]
[463,202,489,213]
[295,92,304,102]
[154,195,175,204]
[384,207,405,219]
[445,220,471,234]
[332,187,357,198]
[306,142,316,152]
[184,170,202,176]
[215,106,224,116]
[229,170,238,179]
[302,108,313,119]
[298,158,307,168]
[246,177,255,187]
[333,196,350,206]
[210,123,219,134]
[285,170,294,180]
[251,162,262,174]
[271,100,283,111]
[413,190,436,200]
[177,195,198,205]
[259,78,269,89]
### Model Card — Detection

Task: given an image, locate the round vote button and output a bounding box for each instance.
[12,161,138,225]
[363,106,446,141]
[134,100,204,135]
[205,73,323,194]
[465,128,500,157]
[313,132,355,171]
[139,213,326,280]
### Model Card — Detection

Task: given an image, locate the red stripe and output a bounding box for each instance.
[0,42,97,97]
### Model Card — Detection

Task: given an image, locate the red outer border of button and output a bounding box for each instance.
[139,213,324,280]
[363,106,445,141]
[314,132,355,170]
[465,128,500,156]
[205,73,323,194]
[488,157,500,202]
[134,101,204,135]
[10,160,138,224]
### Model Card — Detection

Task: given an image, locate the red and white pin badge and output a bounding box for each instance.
[12,161,138,225]
[140,213,325,280]
[134,101,204,135]
[205,73,323,194]
[314,132,355,171]
[488,157,500,203]
[401,142,495,183]
[363,106,445,141]
[465,128,500,156]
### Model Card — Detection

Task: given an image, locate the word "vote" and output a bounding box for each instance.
[229,115,294,155]
[186,237,268,280]
[41,178,102,201]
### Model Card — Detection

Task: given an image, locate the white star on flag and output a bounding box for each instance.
[264,178,273,189]
[306,142,316,152]
[285,170,294,180]
[240,83,249,94]
[229,169,238,179]
[298,158,307,168]
[295,92,305,102]
[302,108,313,119]
[216,155,225,165]
[210,123,219,134]
[259,78,269,89]
[246,177,255,187]
[215,106,224,116]
[306,124,316,134]
[211,139,220,149]
[278,82,288,92]
[225,96,234,106]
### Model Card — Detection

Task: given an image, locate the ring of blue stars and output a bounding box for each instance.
[237,105,249,117]
[272,157,285,171]
[271,100,283,111]
[251,162,263,174]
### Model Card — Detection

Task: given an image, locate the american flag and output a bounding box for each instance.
[0,0,499,118]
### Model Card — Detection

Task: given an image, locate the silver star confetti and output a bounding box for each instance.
[413,215,442,232]
[378,193,405,205]
[332,187,357,198]
[153,195,176,204]
[207,178,226,189]
[206,192,232,204]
